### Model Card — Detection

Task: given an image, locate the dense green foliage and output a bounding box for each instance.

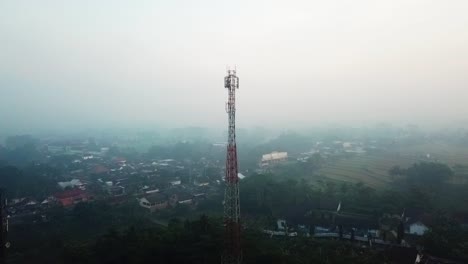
[9,201,151,263]
[404,162,453,186]
[26,215,388,264]
[0,165,60,198]
[423,212,468,260]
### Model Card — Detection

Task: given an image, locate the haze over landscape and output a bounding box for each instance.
[2,1,468,264]
[2,0,468,133]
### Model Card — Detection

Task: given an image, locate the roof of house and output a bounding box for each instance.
[93,165,109,174]
[145,193,167,204]
[335,213,379,230]
[163,187,182,196]
[55,189,87,199]
[58,179,83,189]
[110,186,124,191]
[407,214,433,226]
[262,151,288,162]
[113,157,126,163]
[195,176,210,184]
[178,192,193,201]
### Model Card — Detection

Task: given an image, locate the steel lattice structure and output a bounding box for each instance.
[222,69,241,264]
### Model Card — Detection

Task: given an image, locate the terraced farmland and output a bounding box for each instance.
[318,153,421,188]
[394,142,468,166]
[317,142,468,188]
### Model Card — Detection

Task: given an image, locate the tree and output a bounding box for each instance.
[405,162,453,186]
[339,183,349,194]
[423,212,468,259]
[0,165,58,198]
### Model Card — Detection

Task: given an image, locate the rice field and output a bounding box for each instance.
[317,142,468,188]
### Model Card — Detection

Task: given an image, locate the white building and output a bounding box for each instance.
[261,151,288,166]
[170,180,181,186]
[407,221,429,236]
[138,193,168,212]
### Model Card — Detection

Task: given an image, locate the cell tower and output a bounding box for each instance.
[223,68,241,264]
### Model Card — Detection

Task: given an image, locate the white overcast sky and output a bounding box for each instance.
[1,0,468,132]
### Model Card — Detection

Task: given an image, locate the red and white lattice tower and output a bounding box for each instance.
[223,69,241,264]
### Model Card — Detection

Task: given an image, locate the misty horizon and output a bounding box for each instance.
[2,1,468,133]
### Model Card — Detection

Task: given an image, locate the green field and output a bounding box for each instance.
[317,142,468,188]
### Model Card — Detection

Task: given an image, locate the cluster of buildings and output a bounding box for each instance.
[138,187,205,212]
[264,198,468,250]
[259,140,373,168]
[298,141,370,160]
[6,139,229,225]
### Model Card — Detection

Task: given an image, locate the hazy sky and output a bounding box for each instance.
[1,0,468,133]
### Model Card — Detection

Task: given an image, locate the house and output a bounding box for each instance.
[108,186,125,197]
[161,188,194,206]
[139,193,168,212]
[163,189,180,207]
[403,209,432,236]
[177,192,193,205]
[8,197,41,214]
[407,220,429,236]
[58,179,84,190]
[40,196,56,207]
[334,213,379,236]
[145,188,160,194]
[277,219,287,230]
[193,193,206,201]
[194,177,210,187]
[170,180,181,186]
[113,157,127,164]
[92,165,109,175]
[55,188,90,207]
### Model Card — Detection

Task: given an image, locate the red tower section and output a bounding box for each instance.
[223,69,241,264]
